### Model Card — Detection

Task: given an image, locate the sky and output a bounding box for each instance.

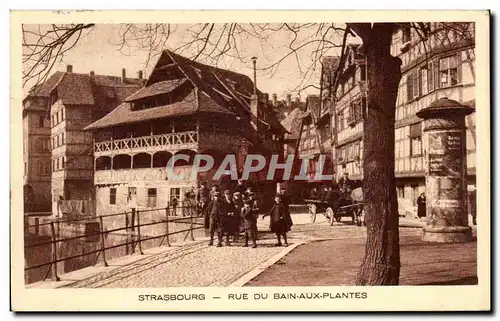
[22,23,356,100]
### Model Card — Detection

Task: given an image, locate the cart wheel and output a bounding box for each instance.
[335,212,342,222]
[309,204,317,223]
[326,207,335,226]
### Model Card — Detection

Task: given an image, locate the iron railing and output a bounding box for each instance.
[24,204,204,282]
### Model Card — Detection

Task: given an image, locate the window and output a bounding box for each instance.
[127,187,137,201]
[170,188,180,203]
[51,115,55,127]
[38,116,44,128]
[52,159,55,171]
[439,55,459,88]
[24,162,27,176]
[406,70,421,101]
[61,108,64,121]
[109,188,117,205]
[338,112,345,131]
[147,188,157,207]
[61,157,65,169]
[409,123,423,156]
[402,26,411,44]
[61,133,65,145]
[320,124,330,142]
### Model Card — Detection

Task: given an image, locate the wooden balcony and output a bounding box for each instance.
[94,131,198,157]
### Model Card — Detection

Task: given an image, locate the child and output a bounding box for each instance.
[241,199,257,248]
[263,194,292,246]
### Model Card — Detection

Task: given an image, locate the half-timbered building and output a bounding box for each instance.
[85,50,287,215]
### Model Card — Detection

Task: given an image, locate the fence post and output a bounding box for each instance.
[50,222,60,281]
[136,210,144,255]
[131,208,136,254]
[99,216,108,267]
[190,204,195,241]
[162,207,171,247]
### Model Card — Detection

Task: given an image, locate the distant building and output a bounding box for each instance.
[324,22,476,209]
[84,50,287,215]
[280,107,305,201]
[24,65,144,214]
[294,93,335,200]
[23,83,54,212]
[271,93,305,122]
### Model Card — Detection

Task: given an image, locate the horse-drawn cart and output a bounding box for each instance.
[305,187,364,226]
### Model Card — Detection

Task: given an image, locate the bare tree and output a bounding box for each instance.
[21,21,474,285]
[22,24,95,88]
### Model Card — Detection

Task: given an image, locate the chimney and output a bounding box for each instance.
[251,57,257,95]
[89,70,95,81]
[121,68,126,83]
[66,65,73,73]
[286,94,292,106]
[137,70,143,80]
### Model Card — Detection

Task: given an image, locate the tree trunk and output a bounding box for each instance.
[354,24,402,285]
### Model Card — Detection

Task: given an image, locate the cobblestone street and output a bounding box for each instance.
[58,214,429,288]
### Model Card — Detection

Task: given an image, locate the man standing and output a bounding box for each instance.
[245,191,260,240]
[233,192,244,242]
[209,184,219,201]
[470,187,477,225]
[222,190,236,246]
[235,179,246,195]
[206,191,223,247]
[338,172,353,194]
[197,181,210,219]
[241,199,257,248]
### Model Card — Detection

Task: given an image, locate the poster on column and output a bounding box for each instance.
[428,131,463,177]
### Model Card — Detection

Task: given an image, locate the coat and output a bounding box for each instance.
[205,199,223,229]
[241,206,257,230]
[266,202,293,233]
[417,195,426,218]
[221,199,238,234]
[233,197,244,231]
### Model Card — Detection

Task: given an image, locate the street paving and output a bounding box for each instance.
[61,214,449,288]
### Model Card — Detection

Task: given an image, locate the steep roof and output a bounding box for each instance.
[281,108,304,140]
[84,89,235,130]
[86,49,287,134]
[23,71,144,112]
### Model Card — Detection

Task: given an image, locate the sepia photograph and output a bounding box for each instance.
[10,10,490,311]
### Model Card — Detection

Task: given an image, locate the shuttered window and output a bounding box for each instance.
[109,188,117,205]
[147,188,157,208]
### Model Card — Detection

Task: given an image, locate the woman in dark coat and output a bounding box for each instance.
[263,194,292,246]
[417,193,426,219]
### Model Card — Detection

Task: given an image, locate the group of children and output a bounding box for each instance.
[197,180,293,248]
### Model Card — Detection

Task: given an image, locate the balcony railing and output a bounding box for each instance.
[94,131,198,156]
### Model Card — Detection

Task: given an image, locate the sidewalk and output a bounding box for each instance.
[245,235,477,286]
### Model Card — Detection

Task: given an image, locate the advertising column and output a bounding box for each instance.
[416,97,474,243]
